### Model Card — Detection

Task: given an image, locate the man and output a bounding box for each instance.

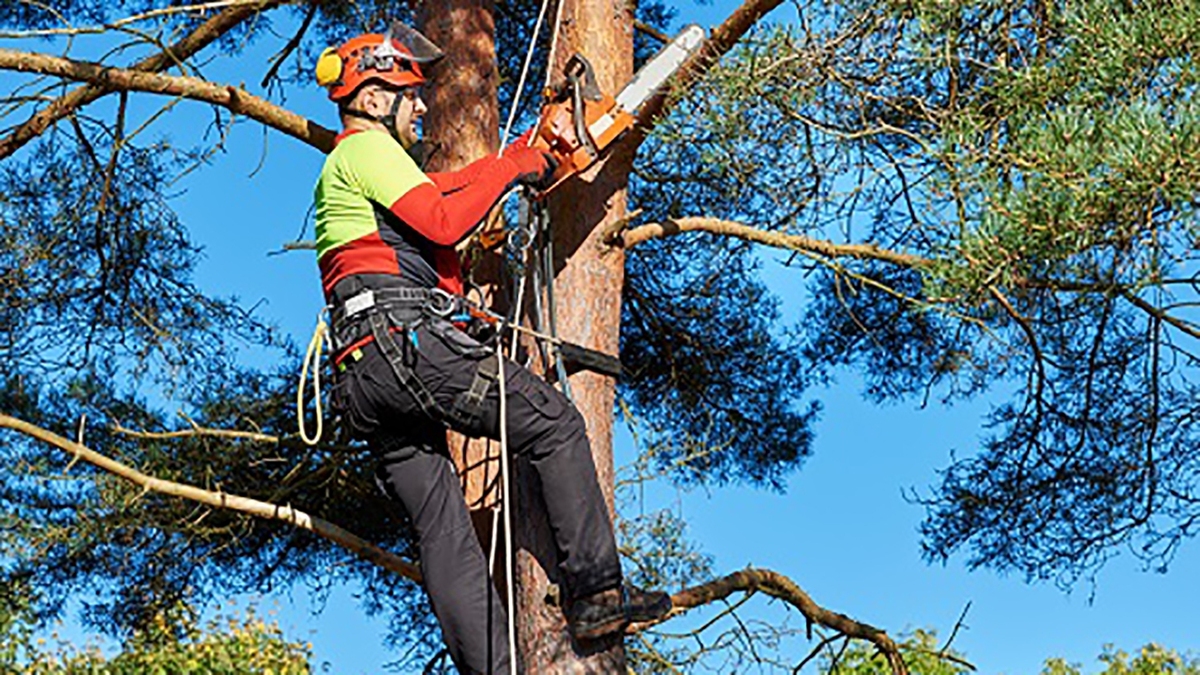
[311,24,671,674]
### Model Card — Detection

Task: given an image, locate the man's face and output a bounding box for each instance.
[362,85,425,149]
[390,87,426,149]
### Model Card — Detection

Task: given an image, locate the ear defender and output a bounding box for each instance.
[315,47,344,88]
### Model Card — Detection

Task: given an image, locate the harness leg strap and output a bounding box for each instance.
[449,353,500,430]
[369,311,448,422]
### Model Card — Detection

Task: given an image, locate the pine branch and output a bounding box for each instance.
[111,423,360,453]
[0,0,279,39]
[632,567,909,675]
[609,216,931,269]
[0,0,296,159]
[0,48,336,153]
[0,413,421,582]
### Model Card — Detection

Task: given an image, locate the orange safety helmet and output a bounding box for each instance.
[315,21,443,102]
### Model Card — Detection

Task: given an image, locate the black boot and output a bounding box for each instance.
[567,584,672,640]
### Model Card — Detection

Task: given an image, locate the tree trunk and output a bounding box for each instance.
[514,0,634,672]
[418,0,506,530]
[419,0,521,637]
[421,0,633,671]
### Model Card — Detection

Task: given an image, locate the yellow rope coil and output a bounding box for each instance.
[298,315,331,446]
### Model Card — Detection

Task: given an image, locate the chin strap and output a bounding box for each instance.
[340,91,406,145]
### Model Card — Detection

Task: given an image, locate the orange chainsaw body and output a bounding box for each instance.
[530,90,635,193]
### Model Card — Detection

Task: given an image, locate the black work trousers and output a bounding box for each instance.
[336,316,623,675]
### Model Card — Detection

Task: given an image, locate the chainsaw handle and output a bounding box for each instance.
[526,51,637,198]
[570,71,600,160]
[562,54,602,101]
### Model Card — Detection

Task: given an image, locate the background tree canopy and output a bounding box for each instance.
[0,0,1196,671]
[625,0,1199,585]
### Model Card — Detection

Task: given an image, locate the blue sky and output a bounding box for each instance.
[5,0,1199,672]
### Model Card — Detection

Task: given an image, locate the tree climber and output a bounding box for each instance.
[310,24,671,674]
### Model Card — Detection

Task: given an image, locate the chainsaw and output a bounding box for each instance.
[477,24,704,250]
[530,24,705,194]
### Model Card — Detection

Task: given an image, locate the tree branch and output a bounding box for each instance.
[0,0,295,160]
[260,0,319,89]
[610,216,931,269]
[112,422,360,453]
[631,567,907,675]
[0,48,336,153]
[0,413,421,582]
[634,20,671,44]
[1024,278,1200,341]
[1120,288,1200,341]
[0,0,278,39]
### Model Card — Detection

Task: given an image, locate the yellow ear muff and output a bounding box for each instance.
[315,47,344,87]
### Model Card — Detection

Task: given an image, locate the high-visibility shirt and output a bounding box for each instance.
[313,128,519,298]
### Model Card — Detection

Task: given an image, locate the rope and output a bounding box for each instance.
[545,0,566,88]
[496,345,518,675]
[499,0,553,152]
[491,196,540,674]
[492,3,567,669]
[537,201,574,401]
[494,0,556,661]
[297,314,331,446]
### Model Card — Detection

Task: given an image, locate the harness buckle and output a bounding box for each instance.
[343,289,376,318]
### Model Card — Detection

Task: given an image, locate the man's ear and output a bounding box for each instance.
[356,85,380,114]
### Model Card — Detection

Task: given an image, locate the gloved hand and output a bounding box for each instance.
[505,129,558,189]
[506,144,558,189]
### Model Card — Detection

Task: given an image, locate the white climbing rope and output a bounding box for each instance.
[500,0,552,152]
[496,346,519,675]
[545,0,566,89]
[492,3,568,669]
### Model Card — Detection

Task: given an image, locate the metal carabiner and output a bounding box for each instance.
[426,288,458,318]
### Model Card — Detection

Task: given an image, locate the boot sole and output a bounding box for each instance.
[569,597,673,641]
[570,615,630,641]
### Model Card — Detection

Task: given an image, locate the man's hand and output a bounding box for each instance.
[505,130,559,189]
[507,145,558,190]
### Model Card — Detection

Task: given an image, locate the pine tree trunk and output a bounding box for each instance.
[421,0,633,670]
[418,0,507,550]
[514,0,633,671]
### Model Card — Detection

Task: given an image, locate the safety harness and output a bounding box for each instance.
[331,286,504,431]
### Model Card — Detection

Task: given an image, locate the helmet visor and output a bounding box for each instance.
[376,21,444,64]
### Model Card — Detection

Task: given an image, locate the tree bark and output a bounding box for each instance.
[513,0,634,671]
[417,0,509,598]
[420,1,632,670]
[418,1,504,506]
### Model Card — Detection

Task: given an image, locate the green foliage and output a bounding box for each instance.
[624,16,824,490]
[0,589,313,675]
[637,0,1199,584]
[1043,644,1200,675]
[620,236,820,489]
[821,629,1198,675]
[822,628,970,675]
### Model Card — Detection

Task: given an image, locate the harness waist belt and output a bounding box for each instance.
[330,286,440,327]
[337,289,501,433]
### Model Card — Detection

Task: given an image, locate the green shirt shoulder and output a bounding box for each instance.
[313,130,432,259]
